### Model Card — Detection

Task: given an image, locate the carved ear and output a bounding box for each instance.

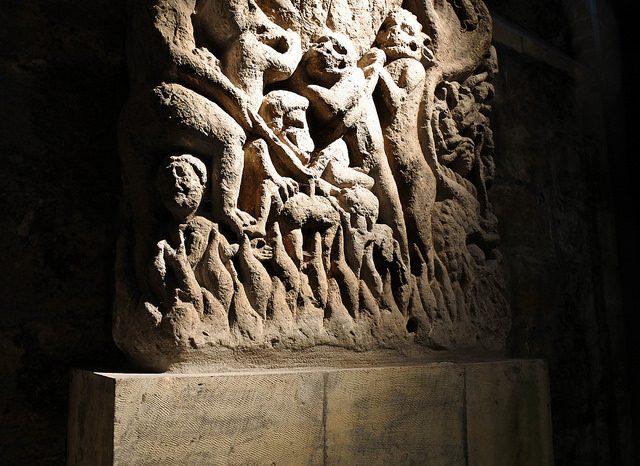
[406,0,492,79]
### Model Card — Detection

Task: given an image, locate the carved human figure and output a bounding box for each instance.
[151,152,279,328]
[149,154,237,319]
[291,31,410,267]
[433,84,477,177]
[249,90,409,311]
[441,47,498,212]
[250,91,342,268]
[114,0,510,365]
[125,0,304,240]
[374,8,437,273]
[247,90,377,239]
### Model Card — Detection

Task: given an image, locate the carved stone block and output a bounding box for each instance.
[325,366,466,464]
[68,370,325,465]
[466,360,554,466]
[114,0,510,369]
[67,361,553,465]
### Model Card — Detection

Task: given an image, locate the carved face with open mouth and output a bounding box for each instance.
[260,90,315,162]
[226,13,302,85]
[280,106,315,155]
[376,9,433,63]
[157,155,207,221]
[304,32,357,85]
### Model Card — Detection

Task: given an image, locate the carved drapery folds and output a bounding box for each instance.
[115,0,509,369]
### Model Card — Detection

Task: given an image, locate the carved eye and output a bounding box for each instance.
[283,115,304,129]
[333,41,347,55]
[401,24,413,35]
[256,24,268,35]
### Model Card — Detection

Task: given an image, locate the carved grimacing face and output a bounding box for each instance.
[157,158,205,221]
[247,20,302,80]
[279,106,315,154]
[376,12,433,62]
[304,32,357,83]
[260,91,315,156]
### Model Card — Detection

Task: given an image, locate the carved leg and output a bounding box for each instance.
[345,115,409,267]
[133,83,256,239]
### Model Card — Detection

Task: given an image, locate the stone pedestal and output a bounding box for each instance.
[67,360,553,465]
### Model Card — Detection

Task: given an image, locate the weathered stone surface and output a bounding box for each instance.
[68,360,552,465]
[114,0,509,370]
[1,2,633,465]
[67,372,116,466]
[466,360,553,466]
[69,370,325,465]
[325,365,466,465]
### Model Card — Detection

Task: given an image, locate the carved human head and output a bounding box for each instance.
[375,9,432,62]
[157,154,207,221]
[239,19,303,83]
[303,32,357,85]
[259,90,315,155]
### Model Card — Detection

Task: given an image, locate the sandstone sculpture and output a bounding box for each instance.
[115,0,509,370]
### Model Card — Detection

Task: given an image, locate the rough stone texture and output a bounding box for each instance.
[325,365,466,464]
[68,360,551,465]
[1,1,637,465]
[67,372,115,466]
[489,38,633,464]
[112,372,325,465]
[114,0,510,371]
[485,0,579,55]
[466,360,553,466]
[488,0,639,458]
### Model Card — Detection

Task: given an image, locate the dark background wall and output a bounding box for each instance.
[0,2,127,463]
[0,0,636,464]
[486,0,639,463]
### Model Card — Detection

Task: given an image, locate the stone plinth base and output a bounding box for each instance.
[67,360,552,465]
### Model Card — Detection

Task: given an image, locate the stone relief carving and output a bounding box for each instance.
[115,0,509,369]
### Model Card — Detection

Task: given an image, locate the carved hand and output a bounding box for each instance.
[272,174,299,202]
[162,231,190,271]
[231,89,257,131]
[359,48,386,78]
[360,48,386,67]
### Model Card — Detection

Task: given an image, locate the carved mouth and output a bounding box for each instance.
[333,42,347,55]
[263,36,290,54]
[384,45,417,59]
